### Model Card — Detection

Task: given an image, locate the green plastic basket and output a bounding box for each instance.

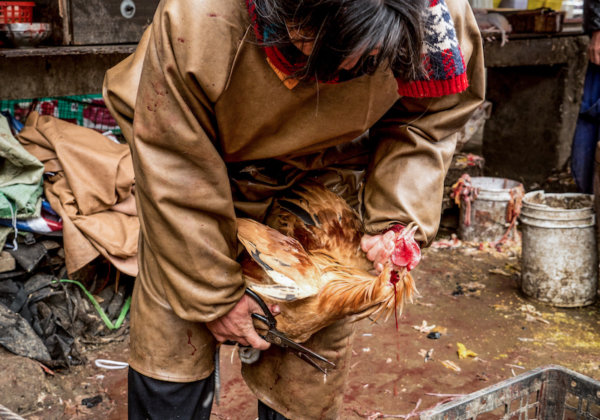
[0,95,121,134]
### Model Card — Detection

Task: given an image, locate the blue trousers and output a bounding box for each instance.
[572,63,600,193]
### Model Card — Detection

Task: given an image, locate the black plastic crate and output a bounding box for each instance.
[420,365,600,420]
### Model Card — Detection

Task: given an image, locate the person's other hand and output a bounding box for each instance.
[361,225,422,273]
[360,230,396,273]
[589,31,600,65]
[207,294,280,350]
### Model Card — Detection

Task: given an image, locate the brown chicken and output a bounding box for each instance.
[236,180,417,343]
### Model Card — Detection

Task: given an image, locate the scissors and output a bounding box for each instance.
[242,288,336,374]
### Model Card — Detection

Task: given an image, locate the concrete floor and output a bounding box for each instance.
[1,236,599,419]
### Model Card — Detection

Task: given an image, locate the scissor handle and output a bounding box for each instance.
[245,289,277,328]
[251,312,274,329]
[242,290,336,372]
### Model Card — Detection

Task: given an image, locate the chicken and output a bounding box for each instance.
[236,180,418,343]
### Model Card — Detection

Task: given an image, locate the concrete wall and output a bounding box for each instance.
[482,35,588,188]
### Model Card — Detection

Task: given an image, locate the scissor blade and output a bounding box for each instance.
[294,350,329,374]
[268,330,336,367]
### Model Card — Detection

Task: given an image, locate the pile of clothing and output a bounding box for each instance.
[0,111,138,367]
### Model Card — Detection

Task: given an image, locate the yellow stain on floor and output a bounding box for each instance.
[529,308,600,365]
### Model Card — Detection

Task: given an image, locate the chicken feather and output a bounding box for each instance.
[237,219,321,299]
[237,180,417,342]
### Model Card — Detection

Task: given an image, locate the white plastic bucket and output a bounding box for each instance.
[458,177,523,243]
[519,191,597,307]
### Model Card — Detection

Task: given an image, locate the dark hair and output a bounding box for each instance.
[253,0,426,82]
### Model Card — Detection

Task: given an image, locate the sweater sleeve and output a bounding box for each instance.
[129,0,247,322]
[363,0,485,245]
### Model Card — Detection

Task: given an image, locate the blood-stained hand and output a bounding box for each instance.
[361,225,421,273]
[206,294,280,350]
[361,230,396,273]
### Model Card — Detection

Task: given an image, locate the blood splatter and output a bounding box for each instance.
[390,270,399,330]
[187,330,197,356]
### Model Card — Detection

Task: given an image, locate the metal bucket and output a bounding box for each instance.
[458,177,523,242]
[519,191,597,307]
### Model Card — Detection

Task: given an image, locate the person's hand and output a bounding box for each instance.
[361,225,422,273]
[589,31,600,65]
[360,230,396,273]
[206,294,280,350]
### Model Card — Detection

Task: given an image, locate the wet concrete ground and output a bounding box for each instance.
[1,237,599,419]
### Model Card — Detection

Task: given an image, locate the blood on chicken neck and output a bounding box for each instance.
[390,270,400,330]
[387,226,421,330]
[391,235,421,271]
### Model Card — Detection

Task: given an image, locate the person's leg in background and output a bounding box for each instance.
[572,64,600,194]
[594,141,600,300]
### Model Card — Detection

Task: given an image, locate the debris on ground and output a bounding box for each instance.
[427,332,442,340]
[452,281,486,297]
[441,360,462,372]
[432,326,448,335]
[418,348,434,362]
[0,257,132,367]
[431,235,522,260]
[489,262,521,278]
[81,395,103,408]
[413,320,436,333]
[488,268,513,277]
[507,363,526,377]
[519,304,550,324]
[0,300,50,361]
[431,234,462,249]
[355,398,423,419]
[476,372,490,381]
[451,283,465,296]
[457,343,478,359]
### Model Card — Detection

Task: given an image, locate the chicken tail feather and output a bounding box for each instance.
[317,264,416,320]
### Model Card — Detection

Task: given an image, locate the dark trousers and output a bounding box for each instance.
[128,368,288,420]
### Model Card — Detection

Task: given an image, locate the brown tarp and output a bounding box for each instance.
[17,112,138,276]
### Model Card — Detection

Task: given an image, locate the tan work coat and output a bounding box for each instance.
[103,0,484,417]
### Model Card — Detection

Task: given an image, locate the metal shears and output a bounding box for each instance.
[243,288,336,373]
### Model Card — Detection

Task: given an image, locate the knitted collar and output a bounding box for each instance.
[246,0,468,98]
